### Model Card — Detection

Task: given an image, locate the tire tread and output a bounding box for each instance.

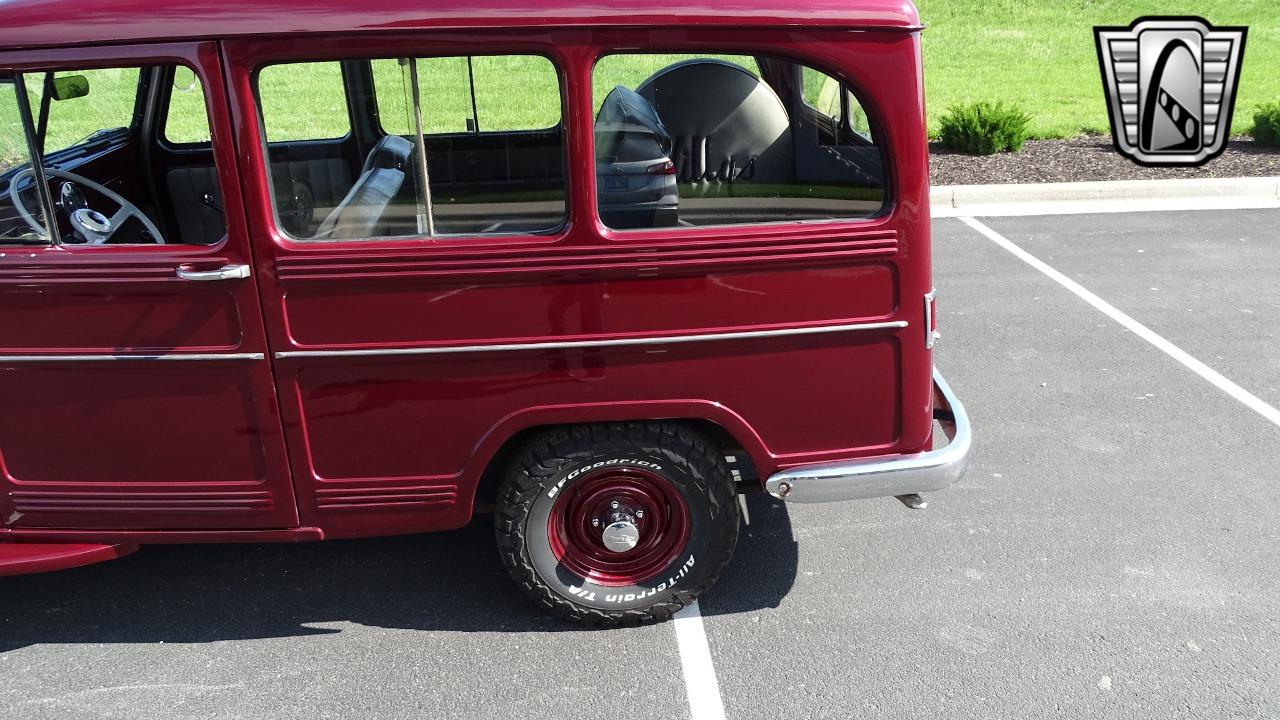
[494,421,738,627]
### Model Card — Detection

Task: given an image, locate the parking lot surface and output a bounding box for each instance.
[3,209,1279,719]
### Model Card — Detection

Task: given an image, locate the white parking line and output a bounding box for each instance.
[673,601,727,720]
[959,215,1280,429]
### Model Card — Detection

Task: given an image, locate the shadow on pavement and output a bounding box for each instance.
[0,494,795,651]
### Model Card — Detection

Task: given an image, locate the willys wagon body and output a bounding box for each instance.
[0,0,969,623]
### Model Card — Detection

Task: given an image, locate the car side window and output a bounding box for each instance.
[258,62,351,141]
[41,67,140,155]
[1,79,27,177]
[257,55,566,242]
[592,53,885,231]
[373,55,561,134]
[163,66,213,145]
[802,66,873,144]
[1,65,225,247]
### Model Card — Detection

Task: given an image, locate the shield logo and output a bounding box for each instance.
[1095,17,1247,166]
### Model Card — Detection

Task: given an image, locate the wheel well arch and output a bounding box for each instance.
[467,405,770,510]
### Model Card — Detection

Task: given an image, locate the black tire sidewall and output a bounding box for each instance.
[524,452,725,612]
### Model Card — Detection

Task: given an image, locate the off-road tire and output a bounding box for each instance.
[495,421,740,626]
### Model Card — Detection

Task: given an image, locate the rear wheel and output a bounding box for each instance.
[495,422,739,626]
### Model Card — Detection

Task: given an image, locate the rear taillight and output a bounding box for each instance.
[646,160,676,175]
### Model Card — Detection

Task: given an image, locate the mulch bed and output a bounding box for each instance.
[929,134,1280,186]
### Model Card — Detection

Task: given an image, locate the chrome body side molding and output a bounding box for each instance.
[765,369,971,503]
[0,353,266,363]
[273,320,909,359]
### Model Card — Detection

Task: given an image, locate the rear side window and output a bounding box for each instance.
[373,55,561,134]
[593,53,885,231]
[802,66,873,143]
[256,55,565,241]
[258,62,350,141]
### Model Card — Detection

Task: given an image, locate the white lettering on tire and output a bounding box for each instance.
[546,458,664,498]
[595,555,696,604]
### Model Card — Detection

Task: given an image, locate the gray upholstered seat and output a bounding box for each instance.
[308,135,412,240]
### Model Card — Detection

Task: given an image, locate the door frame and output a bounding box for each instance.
[0,40,298,531]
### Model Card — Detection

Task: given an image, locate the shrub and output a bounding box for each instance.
[938,101,1033,155]
[1252,102,1280,147]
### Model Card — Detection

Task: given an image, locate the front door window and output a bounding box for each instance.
[0,64,223,247]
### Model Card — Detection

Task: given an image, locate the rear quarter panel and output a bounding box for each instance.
[225,27,932,539]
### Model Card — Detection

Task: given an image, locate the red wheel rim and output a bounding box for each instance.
[547,467,690,587]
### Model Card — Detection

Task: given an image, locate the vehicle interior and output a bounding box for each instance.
[0,65,229,246]
[255,56,569,241]
[0,53,886,247]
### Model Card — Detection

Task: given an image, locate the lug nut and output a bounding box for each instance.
[610,500,620,509]
[777,482,791,498]
[592,518,600,527]
[635,510,644,519]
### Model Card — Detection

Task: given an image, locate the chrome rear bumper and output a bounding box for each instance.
[764,369,971,503]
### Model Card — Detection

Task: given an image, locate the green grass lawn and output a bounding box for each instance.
[917,0,1280,138]
[3,1,1278,162]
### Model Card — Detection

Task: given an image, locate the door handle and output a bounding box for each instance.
[923,288,940,349]
[176,264,251,281]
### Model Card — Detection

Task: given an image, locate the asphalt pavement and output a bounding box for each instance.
[2,208,1278,719]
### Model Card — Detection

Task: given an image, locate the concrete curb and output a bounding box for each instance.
[930,176,1280,217]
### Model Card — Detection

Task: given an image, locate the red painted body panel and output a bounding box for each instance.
[0,7,934,551]
[0,542,138,576]
[282,261,899,348]
[0,42,299,532]
[224,27,933,538]
[0,0,922,51]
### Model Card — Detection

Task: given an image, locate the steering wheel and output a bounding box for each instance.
[9,167,165,244]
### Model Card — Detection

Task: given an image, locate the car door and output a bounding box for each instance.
[0,42,297,531]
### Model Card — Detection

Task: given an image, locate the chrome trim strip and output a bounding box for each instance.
[0,353,265,363]
[765,368,971,503]
[272,321,909,359]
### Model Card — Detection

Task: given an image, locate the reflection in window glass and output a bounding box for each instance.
[261,55,566,242]
[593,53,885,230]
[592,54,757,115]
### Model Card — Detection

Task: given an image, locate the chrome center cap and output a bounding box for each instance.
[601,520,640,553]
[72,208,111,233]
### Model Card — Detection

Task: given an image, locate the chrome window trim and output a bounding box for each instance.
[274,320,908,359]
[0,353,265,363]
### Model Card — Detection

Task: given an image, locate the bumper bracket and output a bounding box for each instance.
[764,369,971,504]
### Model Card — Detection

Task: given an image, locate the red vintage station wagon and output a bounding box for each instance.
[0,0,969,624]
